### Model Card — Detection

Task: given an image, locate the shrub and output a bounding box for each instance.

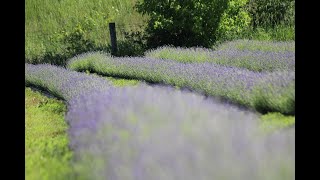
[136,0,229,48]
[215,0,252,41]
[247,0,295,29]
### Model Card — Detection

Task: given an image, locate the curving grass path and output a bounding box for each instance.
[25,87,75,180]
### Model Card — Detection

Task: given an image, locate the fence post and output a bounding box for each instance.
[109,22,118,55]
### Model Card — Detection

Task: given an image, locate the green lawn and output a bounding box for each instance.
[25,87,75,180]
[259,112,295,134]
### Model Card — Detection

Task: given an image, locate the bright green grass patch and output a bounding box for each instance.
[259,112,295,133]
[105,76,140,87]
[25,87,75,180]
[84,70,140,87]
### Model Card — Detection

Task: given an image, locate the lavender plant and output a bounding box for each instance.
[252,71,295,114]
[25,63,294,179]
[145,43,295,72]
[67,86,294,180]
[214,39,295,52]
[25,64,113,101]
[67,52,295,114]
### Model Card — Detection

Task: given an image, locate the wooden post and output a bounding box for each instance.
[109,22,117,55]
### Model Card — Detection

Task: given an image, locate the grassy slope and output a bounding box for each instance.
[26,0,146,62]
[25,87,74,180]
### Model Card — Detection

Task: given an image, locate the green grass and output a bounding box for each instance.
[105,76,140,87]
[25,87,75,180]
[246,25,295,42]
[26,0,147,64]
[259,112,295,133]
[84,70,140,87]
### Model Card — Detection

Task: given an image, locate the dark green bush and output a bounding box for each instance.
[115,30,147,57]
[136,0,228,48]
[247,0,295,29]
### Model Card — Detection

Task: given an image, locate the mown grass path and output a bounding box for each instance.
[25,87,75,180]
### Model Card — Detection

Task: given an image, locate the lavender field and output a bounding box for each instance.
[26,62,294,180]
[145,40,295,72]
[67,48,294,114]
[25,40,295,180]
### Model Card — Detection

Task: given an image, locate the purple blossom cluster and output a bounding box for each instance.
[252,71,295,114]
[67,52,294,114]
[67,86,294,180]
[145,43,295,72]
[25,64,113,101]
[216,40,295,52]
[25,63,294,179]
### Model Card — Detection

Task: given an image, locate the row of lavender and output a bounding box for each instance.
[25,63,294,180]
[25,64,113,101]
[67,52,295,115]
[215,40,295,52]
[145,40,295,72]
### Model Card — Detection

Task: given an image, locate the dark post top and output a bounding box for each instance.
[109,22,117,56]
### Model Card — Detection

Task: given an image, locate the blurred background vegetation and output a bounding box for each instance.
[26,0,295,65]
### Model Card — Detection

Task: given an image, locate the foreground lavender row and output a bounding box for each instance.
[67,87,294,180]
[25,64,294,180]
[67,53,295,114]
[145,41,295,72]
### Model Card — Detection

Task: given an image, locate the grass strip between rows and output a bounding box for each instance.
[25,87,75,180]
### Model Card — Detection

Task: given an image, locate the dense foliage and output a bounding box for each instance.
[26,0,295,64]
[136,0,229,48]
[215,0,252,41]
[247,0,295,28]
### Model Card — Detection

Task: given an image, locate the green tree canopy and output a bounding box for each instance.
[136,0,228,48]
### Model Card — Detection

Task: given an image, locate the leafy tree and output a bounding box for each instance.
[216,0,251,41]
[136,0,228,48]
[247,0,295,29]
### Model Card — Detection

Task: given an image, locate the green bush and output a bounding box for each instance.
[247,0,295,28]
[215,0,252,41]
[136,0,229,48]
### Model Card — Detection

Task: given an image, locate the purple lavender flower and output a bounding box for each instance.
[25,63,295,180]
[67,52,294,114]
